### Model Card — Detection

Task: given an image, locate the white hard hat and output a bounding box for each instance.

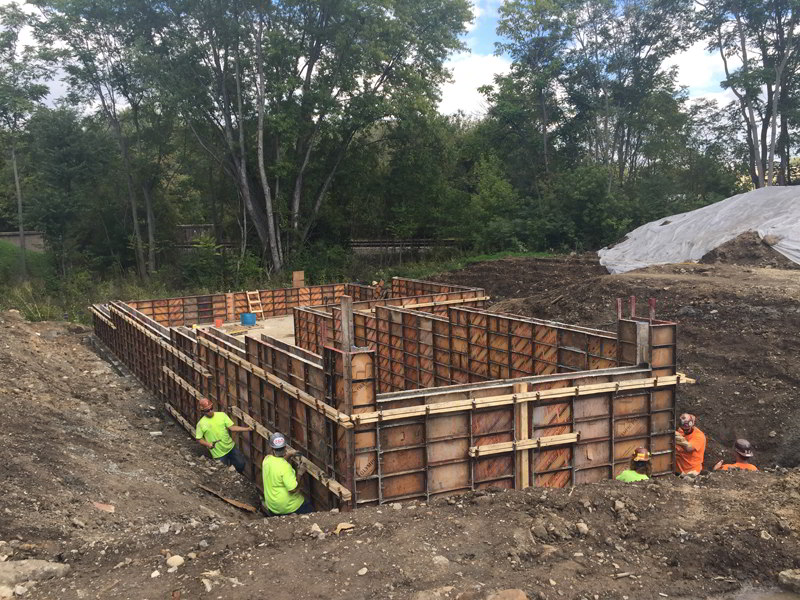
[269,432,286,449]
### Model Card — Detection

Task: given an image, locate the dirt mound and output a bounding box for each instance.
[699,232,800,269]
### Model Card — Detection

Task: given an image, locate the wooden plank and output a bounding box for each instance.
[163,366,204,400]
[90,306,117,329]
[198,484,258,513]
[197,336,354,429]
[109,306,211,377]
[229,406,352,502]
[354,374,693,425]
[514,382,530,488]
[470,433,579,457]
[165,402,196,434]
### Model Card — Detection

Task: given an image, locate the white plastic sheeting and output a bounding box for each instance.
[597,187,800,274]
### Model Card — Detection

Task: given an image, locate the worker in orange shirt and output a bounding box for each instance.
[713,439,758,472]
[675,413,706,475]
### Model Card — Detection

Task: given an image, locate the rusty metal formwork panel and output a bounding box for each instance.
[357,365,678,502]
[92,282,680,511]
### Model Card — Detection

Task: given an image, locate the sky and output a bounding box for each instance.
[1,0,734,116]
[438,0,735,116]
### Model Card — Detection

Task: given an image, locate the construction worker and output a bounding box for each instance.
[675,413,706,475]
[713,439,758,472]
[261,432,313,516]
[616,447,652,482]
[194,397,253,473]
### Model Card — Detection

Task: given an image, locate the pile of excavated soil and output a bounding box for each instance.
[699,232,800,270]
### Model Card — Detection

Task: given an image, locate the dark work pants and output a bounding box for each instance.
[218,445,246,473]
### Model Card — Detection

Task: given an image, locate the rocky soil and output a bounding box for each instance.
[2,250,800,599]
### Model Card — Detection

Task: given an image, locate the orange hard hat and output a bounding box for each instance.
[632,447,651,462]
[198,397,213,412]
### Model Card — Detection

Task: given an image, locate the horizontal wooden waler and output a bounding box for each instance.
[351,374,692,425]
[90,277,685,510]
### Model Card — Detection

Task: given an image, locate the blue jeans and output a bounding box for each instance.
[261,498,314,517]
[218,446,246,473]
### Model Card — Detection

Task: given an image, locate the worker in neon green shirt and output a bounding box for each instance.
[195,397,253,473]
[261,432,313,516]
[616,447,652,482]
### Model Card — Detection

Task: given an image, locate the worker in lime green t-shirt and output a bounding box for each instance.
[195,398,253,473]
[616,447,652,482]
[261,431,313,516]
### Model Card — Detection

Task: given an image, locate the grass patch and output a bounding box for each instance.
[0,248,559,324]
[367,250,556,282]
[0,239,53,282]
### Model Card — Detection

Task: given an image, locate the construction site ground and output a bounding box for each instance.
[3,248,800,599]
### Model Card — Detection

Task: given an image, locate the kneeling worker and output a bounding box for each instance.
[675,413,706,475]
[195,397,253,473]
[713,439,758,472]
[616,447,652,482]
[262,432,313,516]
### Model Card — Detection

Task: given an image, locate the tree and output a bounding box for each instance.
[158,0,471,272]
[698,0,800,187]
[33,0,174,277]
[0,3,49,279]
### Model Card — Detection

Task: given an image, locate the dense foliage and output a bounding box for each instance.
[0,0,796,292]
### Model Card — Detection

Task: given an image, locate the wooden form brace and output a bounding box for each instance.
[352,373,692,425]
[469,432,580,457]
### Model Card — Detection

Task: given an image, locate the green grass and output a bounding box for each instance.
[0,238,53,282]
[0,247,559,324]
[367,250,556,283]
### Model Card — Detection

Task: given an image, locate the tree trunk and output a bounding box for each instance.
[112,123,148,279]
[254,17,283,271]
[540,87,549,174]
[141,181,157,273]
[10,141,26,280]
[768,51,792,186]
[735,12,765,187]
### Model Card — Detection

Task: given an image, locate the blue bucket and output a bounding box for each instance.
[240,312,257,326]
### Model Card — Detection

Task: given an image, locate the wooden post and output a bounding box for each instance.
[341,295,354,352]
[293,270,305,288]
[513,382,530,489]
[226,293,235,323]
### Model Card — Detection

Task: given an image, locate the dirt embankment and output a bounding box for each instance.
[2,248,800,600]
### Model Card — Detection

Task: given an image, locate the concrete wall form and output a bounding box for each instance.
[90,277,681,512]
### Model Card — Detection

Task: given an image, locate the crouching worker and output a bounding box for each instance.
[616,447,652,482]
[195,397,253,473]
[262,432,314,516]
[713,439,758,472]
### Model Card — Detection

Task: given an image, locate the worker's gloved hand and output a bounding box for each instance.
[285,448,297,459]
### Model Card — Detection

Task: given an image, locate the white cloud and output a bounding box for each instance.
[669,41,731,97]
[465,1,483,33]
[438,52,511,116]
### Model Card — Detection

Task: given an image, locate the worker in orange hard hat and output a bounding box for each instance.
[675,413,706,476]
[194,397,253,473]
[616,447,652,482]
[713,439,758,472]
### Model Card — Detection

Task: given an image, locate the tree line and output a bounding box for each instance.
[0,0,797,284]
